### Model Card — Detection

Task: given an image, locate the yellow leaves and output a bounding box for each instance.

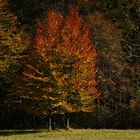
[23,72,50,83]
[42,87,54,93]
[52,70,63,86]
[26,64,43,75]
[50,63,55,70]
[81,104,97,112]
[62,102,80,113]
[53,101,65,108]
[0,0,29,74]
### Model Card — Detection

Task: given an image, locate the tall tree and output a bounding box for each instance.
[11,7,98,129]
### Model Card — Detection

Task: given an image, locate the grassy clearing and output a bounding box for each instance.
[0,129,140,140]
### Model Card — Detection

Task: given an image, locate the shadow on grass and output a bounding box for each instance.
[0,129,46,136]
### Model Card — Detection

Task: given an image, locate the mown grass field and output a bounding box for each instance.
[0,129,140,140]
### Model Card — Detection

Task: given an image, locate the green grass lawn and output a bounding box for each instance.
[0,129,140,140]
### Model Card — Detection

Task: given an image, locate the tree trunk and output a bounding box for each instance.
[66,115,70,130]
[48,116,52,131]
[75,112,78,128]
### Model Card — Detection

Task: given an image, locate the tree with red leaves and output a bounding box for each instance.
[13,7,99,130]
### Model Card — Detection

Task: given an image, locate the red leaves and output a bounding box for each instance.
[35,11,63,62]
[45,11,62,35]
[64,7,81,39]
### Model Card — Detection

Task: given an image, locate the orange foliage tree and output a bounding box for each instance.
[12,7,99,130]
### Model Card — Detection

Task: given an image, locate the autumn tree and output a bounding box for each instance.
[11,7,98,130]
[0,0,28,105]
[52,7,98,129]
[0,0,28,74]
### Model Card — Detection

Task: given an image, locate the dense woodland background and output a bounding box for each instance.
[0,0,140,130]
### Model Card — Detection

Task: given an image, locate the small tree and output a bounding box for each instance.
[13,7,99,130]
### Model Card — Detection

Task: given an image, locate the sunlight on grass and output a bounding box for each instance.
[0,129,140,140]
